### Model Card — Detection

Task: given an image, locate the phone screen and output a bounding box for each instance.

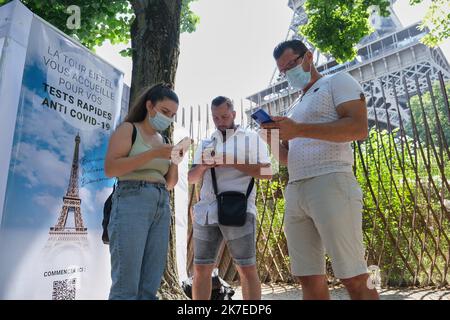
[251,109,273,125]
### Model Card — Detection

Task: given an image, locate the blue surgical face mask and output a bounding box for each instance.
[148,110,173,131]
[286,61,311,90]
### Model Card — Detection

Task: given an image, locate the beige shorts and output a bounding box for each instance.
[284,172,368,279]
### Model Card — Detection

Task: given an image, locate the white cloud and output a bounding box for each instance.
[77,186,112,216]
[19,87,107,159]
[33,193,61,217]
[11,142,70,189]
[9,87,111,189]
[79,187,95,214]
[95,187,113,208]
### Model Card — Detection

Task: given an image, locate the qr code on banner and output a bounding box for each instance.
[52,278,77,300]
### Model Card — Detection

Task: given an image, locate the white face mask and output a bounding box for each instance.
[285,60,311,90]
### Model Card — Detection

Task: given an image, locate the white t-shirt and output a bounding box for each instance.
[192,126,271,225]
[287,72,365,183]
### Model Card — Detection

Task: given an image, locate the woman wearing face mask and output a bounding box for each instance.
[104,83,179,300]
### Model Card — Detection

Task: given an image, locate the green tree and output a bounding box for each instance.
[0,0,200,102]
[299,0,450,63]
[0,0,201,299]
[299,0,390,63]
[405,82,450,147]
[410,0,450,47]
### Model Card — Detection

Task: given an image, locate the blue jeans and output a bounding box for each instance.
[108,180,171,300]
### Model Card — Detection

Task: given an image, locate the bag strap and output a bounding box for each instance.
[211,167,219,196]
[210,167,254,198]
[130,123,137,145]
[246,176,255,198]
[128,122,168,144]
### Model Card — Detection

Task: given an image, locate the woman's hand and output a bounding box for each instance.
[153,145,174,160]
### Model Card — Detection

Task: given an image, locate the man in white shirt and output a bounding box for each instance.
[261,40,379,300]
[188,96,272,300]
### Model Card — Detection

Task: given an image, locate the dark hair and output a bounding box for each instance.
[273,40,308,60]
[211,96,234,110]
[125,83,179,123]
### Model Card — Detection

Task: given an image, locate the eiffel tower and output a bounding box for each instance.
[246,0,450,129]
[48,133,87,242]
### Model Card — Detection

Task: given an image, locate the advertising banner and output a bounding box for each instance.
[0,8,123,299]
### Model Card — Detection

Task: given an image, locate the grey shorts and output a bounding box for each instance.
[193,214,256,266]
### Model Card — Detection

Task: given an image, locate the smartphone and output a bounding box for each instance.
[172,137,191,158]
[201,138,216,165]
[175,137,191,154]
[251,109,274,125]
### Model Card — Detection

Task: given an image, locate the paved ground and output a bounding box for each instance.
[232,283,450,300]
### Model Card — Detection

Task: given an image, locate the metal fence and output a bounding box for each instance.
[179,71,450,288]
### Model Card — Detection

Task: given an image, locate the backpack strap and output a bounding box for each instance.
[131,123,137,145]
[128,122,165,145]
[162,134,170,144]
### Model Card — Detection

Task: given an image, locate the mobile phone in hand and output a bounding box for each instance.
[251,109,274,125]
[175,137,191,154]
[170,137,191,164]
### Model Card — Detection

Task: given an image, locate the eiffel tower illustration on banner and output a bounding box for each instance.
[48,133,88,242]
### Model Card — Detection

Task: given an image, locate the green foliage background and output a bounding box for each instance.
[254,82,450,286]
[0,0,200,53]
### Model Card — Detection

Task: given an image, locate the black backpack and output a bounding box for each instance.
[181,268,235,300]
[102,123,170,244]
